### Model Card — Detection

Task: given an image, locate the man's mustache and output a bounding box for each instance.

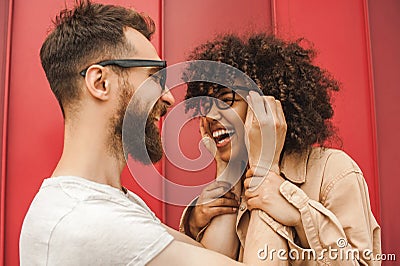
[150,102,168,119]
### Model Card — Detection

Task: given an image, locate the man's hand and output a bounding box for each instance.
[244,169,301,227]
[188,181,239,238]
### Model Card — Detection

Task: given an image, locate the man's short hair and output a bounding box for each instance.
[40,0,155,117]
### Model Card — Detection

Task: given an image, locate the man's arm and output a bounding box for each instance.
[148,240,243,266]
[179,179,240,258]
[243,211,288,265]
[164,224,203,247]
[200,180,241,259]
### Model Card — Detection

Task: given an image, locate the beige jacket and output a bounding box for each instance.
[180,148,381,265]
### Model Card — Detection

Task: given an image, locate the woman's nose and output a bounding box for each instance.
[205,104,222,121]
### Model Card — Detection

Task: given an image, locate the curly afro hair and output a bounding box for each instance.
[184,33,340,154]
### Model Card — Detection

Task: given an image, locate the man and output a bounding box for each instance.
[19,1,286,265]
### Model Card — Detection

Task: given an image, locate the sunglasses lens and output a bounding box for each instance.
[161,71,166,91]
[150,71,167,91]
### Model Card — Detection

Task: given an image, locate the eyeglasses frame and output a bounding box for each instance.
[199,85,262,116]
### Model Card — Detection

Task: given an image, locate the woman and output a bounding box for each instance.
[180,33,381,265]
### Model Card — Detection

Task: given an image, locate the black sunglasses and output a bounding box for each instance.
[79,59,167,89]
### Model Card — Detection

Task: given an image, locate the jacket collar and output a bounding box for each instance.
[280,148,311,184]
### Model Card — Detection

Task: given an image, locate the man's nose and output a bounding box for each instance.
[161,86,175,106]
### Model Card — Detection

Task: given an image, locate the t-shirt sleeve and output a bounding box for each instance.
[125,211,174,265]
[47,200,174,266]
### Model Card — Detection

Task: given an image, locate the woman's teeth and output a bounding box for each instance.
[212,129,234,138]
[212,129,235,144]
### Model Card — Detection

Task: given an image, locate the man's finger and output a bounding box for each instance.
[206,185,231,199]
[205,180,231,191]
[222,191,237,200]
[208,198,240,208]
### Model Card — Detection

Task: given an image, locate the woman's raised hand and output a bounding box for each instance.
[244,92,287,188]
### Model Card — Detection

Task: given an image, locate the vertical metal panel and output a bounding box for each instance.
[0,0,13,263]
[368,0,400,257]
[4,2,65,265]
[163,0,271,229]
[110,0,166,222]
[273,0,381,218]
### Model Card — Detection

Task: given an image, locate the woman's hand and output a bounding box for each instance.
[244,169,301,227]
[188,180,239,238]
[244,92,287,185]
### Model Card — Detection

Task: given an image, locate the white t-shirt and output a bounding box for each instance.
[20,176,174,266]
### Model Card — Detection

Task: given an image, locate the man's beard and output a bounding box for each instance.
[110,86,168,165]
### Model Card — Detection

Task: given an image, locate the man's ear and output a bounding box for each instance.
[84,65,111,101]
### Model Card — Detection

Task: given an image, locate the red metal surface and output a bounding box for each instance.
[3,1,163,265]
[361,0,381,221]
[368,0,400,258]
[2,0,398,264]
[163,0,272,229]
[162,0,382,230]
[272,0,381,218]
[0,0,13,264]
[113,0,165,222]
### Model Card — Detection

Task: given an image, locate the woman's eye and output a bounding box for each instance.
[221,98,234,102]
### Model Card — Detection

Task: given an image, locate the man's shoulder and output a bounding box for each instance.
[24,176,156,226]
[21,176,157,242]
[20,176,173,266]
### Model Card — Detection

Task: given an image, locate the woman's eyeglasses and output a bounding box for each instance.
[198,86,261,116]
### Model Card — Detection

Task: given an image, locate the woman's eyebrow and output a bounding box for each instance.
[214,88,234,97]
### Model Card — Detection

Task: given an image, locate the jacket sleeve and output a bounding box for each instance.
[277,152,381,265]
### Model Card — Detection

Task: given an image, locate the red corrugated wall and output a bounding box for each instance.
[367,0,400,263]
[0,0,398,264]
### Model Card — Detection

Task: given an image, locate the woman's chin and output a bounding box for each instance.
[219,147,244,164]
[219,149,232,163]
